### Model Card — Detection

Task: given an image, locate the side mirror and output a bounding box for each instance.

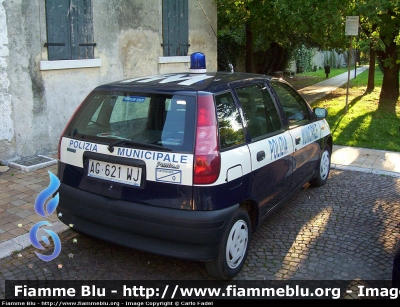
[313,107,328,119]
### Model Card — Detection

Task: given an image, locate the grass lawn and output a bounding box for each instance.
[309,66,400,152]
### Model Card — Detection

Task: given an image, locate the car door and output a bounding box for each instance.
[233,83,293,217]
[270,81,321,190]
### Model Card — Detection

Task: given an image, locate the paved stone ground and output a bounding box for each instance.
[1,169,399,299]
[0,165,59,243]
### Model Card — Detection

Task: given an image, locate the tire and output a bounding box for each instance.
[310,145,331,187]
[205,208,251,280]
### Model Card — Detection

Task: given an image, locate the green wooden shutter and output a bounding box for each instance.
[45,0,93,60]
[162,0,189,56]
[45,0,71,60]
[71,0,94,59]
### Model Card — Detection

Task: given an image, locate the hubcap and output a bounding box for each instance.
[226,220,248,269]
[320,150,330,180]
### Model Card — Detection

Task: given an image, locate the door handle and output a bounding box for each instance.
[257,151,265,161]
[295,137,301,145]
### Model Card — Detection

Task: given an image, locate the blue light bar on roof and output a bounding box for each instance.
[190,52,206,74]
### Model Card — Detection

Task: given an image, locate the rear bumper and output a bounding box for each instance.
[57,184,238,261]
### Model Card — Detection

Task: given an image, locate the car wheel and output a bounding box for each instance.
[310,145,331,187]
[205,207,251,280]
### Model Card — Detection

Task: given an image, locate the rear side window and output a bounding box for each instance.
[235,84,282,140]
[65,91,196,152]
[215,92,245,150]
[271,82,310,126]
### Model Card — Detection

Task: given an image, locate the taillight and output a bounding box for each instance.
[193,95,221,184]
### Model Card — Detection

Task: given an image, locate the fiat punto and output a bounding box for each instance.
[57,53,332,280]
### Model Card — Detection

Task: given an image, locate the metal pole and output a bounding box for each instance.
[354,49,357,78]
[345,36,353,114]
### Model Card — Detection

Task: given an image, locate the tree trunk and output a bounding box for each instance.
[254,43,286,74]
[380,65,399,102]
[367,43,375,92]
[377,41,399,102]
[245,22,253,73]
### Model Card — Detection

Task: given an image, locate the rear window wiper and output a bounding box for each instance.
[71,128,78,136]
[107,139,171,153]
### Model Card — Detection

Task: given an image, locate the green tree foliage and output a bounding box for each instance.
[217,0,349,72]
[293,46,314,73]
[217,0,399,102]
[357,0,399,102]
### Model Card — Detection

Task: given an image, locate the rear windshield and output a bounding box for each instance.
[64,91,196,152]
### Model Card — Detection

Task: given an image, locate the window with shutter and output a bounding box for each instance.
[45,0,94,60]
[162,0,189,56]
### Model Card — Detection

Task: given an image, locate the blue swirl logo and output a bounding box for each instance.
[29,170,62,261]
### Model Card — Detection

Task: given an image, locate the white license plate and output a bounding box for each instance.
[87,159,142,186]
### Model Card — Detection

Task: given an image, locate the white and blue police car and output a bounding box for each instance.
[57,52,332,280]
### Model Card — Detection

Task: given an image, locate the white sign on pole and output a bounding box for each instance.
[345,16,359,36]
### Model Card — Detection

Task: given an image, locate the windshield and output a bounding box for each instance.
[65,91,196,152]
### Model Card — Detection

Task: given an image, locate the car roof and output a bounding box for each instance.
[94,71,276,94]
